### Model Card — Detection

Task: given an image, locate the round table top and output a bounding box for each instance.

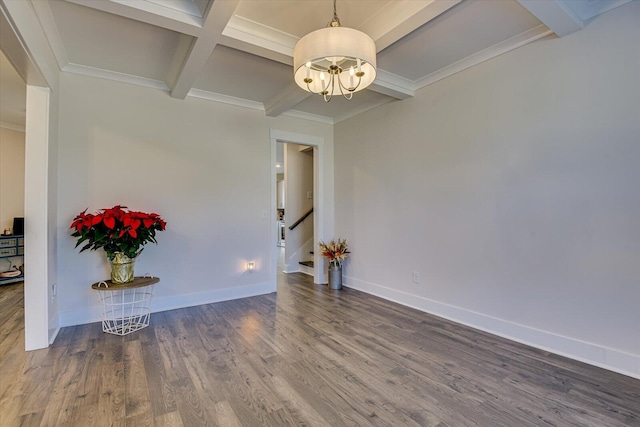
[91,276,160,291]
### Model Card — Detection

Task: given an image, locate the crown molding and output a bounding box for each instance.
[370,70,414,99]
[65,0,203,36]
[222,15,297,58]
[0,121,26,132]
[281,110,334,125]
[264,82,310,117]
[62,63,170,91]
[187,88,265,111]
[31,0,69,71]
[414,25,553,91]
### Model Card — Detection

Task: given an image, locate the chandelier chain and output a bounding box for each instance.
[329,0,341,27]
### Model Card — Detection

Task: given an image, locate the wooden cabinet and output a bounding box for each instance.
[0,235,24,285]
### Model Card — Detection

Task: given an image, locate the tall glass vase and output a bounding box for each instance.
[109,252,136,284]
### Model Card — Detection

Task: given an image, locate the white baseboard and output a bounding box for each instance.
[284,267,314,277]
[283,263,297,274]
[344,276,640,380]
[299,264,314,276]
[58,281,276,327]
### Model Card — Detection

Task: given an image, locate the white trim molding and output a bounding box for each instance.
[344,276,640,380]
[187,88,265,111]
[414,25,554,92]
[62,63,170,92]
[0,121,25,132]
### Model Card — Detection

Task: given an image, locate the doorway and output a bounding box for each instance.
[269,129,328,287]
[280,142,315,276]
[0,49,27,348]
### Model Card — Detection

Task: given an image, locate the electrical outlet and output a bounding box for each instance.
[412,271,420,284]
[307,191,312,199]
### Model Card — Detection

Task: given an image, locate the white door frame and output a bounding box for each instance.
[24,85,52,350]
[269,129,327,286]
[1,0,56,350]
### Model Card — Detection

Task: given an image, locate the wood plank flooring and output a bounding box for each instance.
[1,276,639,426]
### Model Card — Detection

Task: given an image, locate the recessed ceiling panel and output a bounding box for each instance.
[51,0,189,82]
[378,0,544,81]
[0,51,26,127]
[193,45,293,103]
[292,89,393,119]
[234,0,393,38]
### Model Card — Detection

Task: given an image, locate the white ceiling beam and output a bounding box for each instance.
[558,0,632,22]
[360,0,461,52]
[31,0,69,71]
[517,0,584,37]
[170,0,239,99]
[368,70,414,99]
[217,34,292,66]
[65,0,203,36]
[222,15,296,59]
[264,82,310,117]
[0,0,57,88]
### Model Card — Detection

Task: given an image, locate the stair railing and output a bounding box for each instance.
[288,208,313,231]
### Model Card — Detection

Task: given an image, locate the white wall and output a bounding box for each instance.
[335,2,640,378]
[284,144,314,270]
[56,72,333,325]
[0,127,25,232]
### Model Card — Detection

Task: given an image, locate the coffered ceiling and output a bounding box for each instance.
[0,0,634,127]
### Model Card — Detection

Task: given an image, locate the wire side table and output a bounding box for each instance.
[91,276,159,336]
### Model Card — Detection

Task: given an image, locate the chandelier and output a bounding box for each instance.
[293,0,377,102]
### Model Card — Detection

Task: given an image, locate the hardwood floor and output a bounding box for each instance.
[1,276,639,426]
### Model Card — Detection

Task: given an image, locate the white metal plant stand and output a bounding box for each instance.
[92,276,159,336]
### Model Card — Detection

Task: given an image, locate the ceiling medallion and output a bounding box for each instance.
[293,0,377,102]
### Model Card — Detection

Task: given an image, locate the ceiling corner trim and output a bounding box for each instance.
[0,121,26,133]
[280,110,334,125]
[108,0,203,27]
[31,0,69,71]
[62,63,170,91]
[264,83,311,117]
[187,88,265,111]
[222,15,297,58]
[370,70,414,99]
[64,0,203,36]
[414,24,553,91]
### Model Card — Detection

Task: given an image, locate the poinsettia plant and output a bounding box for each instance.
[70,205,166,260]
[319,238,350,268]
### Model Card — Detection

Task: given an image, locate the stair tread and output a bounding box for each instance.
[299,261,314,268]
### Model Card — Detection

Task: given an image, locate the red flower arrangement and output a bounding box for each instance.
[71,205,166,260]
